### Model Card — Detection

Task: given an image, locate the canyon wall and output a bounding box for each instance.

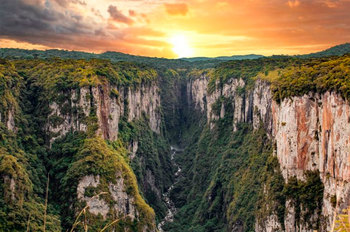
[46,82,163,231]
[48,82,161,142]
[187,76,272,133]
[187,74,350,231]
[272,92,350,231]
[0,60,170,231]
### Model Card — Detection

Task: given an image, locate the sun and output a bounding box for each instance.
[170,34,194,58]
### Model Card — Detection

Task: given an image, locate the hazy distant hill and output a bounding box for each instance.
[0,43,349,67]
[180,54,264,62]
[0,48,263,62]
[0,48,255,69]
[0,48,196,69]
[0,48,174,63]
[298,43,350,58]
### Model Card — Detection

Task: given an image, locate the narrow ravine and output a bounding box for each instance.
[157,146,183,232]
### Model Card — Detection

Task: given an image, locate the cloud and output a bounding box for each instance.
[53,0,86,7]
[1,0,350,58]
[129,10,136,17]
[0,0,173,57]
[288,0,300,8]
[0,0,89,37]
[321,0,341,7]
[164,3,188,16]
[0,0,112,50]
[91,7,103,18]
[108,5,134,24]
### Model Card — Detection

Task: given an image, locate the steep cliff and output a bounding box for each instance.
[178,56,350,231]
[0,59,172,231]
[268,91,350,231]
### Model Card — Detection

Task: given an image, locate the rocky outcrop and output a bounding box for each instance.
[77,173,153,232]
[187,74,349,231]
[187,74,208,112]
[6,108,15,132]
[0,107,16,132]
[77,175,110,218]
[3,175,16,201]
[127,84,161,134]
[255,214,282,232]
[77,174,138,220]
[48,82,161,142]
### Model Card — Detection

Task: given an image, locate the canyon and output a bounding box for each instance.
[0,54,349,231]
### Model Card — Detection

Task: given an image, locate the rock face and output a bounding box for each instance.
[0,107,16,132]
[77,173,153,232]
[187,75,350,231]
[48,82,161,142]
[187,74,208,113]
[3,176,16,201]
[6,108,15,132]
[77,174,137,220]
[47,82,161,231]
[77,175,110,219]
[272,91,350,231]
[187,76,272,132]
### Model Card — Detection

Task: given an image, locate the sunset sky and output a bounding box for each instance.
[1,0,350,58]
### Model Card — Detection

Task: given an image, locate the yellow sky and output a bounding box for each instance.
[0,0,350,58]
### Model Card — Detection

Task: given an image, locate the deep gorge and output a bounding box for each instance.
[0,52,350,232]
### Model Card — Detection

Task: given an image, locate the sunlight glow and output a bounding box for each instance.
[170,35,194,58]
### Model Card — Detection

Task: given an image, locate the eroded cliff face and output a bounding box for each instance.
[187,74,208,113]
[48,82,161,142]
[187,74,349,231]
[47,82,162,231]
[77,174,151,232]
[187,76,272,133]
[272,92,350,231]
[0,106,16,132]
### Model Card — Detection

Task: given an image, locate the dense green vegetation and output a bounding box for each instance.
[207,56,302,93]
[283,171,324,229]
[14,58,158,89]
[0,48,198,69]
[164,115,276,231]
[0,59,61,231]
[118,116,174,221]
[261,55,350,102]
[0,48,265,70]
[203,53,350,107]
[180,54,264,62]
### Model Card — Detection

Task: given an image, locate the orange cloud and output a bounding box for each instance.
[322,0,341,8]
[164,3,188,16]
[288,0,300,7]
[1,0,350,58]
[129,10,136,17]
